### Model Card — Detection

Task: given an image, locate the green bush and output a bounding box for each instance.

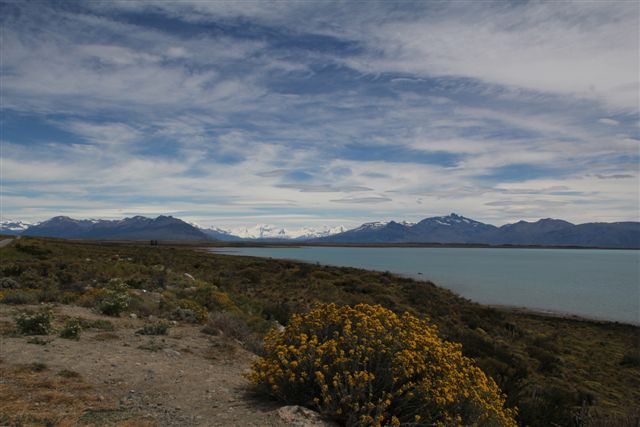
[15,307,54,335]
[2,263,23,276]
[59,318,82,340]
[0,277,20,289]
[15,242,50,257]
[250,304,517,426]
[99,279,130,316]
[620,351,640,368]
[0,289,38,305]
[202,311,252,342]
[136,321,170,335]
[172,299,208,323]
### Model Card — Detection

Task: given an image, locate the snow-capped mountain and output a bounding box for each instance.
[0,220,34,235]
[232,224,288,240]
[351,221,390,232]
[290,225,347,239]
[5,214,638,247]
[314,213,640,248]
[230,224,347,240]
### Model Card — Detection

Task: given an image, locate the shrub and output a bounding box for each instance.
[77,288,109,308]
[172,299,208,323]
[15,242,50,257]
[249,303,517,427]
[59,318,82,340]
[15,307,54,335]
[2,263,23,276]
[203,311,252,342]
[620,351,640,368]
[58,369,82,379]
[99,280,130,316]
[0,277,20,289]
[0,289,38,305]
[137,321,170,335]
[193,286,239,313]
[79,318,114,331]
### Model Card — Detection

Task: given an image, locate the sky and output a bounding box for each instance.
[1,0,639,230]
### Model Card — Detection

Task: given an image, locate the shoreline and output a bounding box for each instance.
[488,304,640,327]
[202,241,639,250]
[206,247,640,328]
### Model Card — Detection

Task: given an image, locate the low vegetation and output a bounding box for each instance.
[136,321,170,336]
[59,317,82,339]
[14,306,54,335]
[251,303,516,426]
[0,237,638,426]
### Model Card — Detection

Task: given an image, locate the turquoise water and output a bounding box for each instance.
[210,247,640,325]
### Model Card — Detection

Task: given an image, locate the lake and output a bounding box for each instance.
[210,246,640,325]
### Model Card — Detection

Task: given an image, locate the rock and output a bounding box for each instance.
[129,313,138,319]
[184,273,195,281]
[275,406,337,427]
[274,321,286,332]
[163,348,181,358]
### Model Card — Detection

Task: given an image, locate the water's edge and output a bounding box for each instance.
[207,247,639,326]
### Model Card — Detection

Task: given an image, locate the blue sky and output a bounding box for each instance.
[1,0,638,230]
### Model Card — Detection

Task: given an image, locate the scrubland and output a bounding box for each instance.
[0,237,638,426]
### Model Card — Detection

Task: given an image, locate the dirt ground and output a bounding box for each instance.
[0,304,293,426]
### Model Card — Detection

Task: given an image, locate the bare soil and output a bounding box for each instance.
[0,304,290,426]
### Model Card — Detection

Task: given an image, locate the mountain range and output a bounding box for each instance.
[315,213,640,248]
[1,213,638,248]
[16,216,209,241]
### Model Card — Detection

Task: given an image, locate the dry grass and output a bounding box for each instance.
[0,364,154,427]
[0,364,102,426]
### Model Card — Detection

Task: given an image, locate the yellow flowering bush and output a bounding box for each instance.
[249,304,516,426]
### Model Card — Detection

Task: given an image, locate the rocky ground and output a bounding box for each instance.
[0,304,332,426]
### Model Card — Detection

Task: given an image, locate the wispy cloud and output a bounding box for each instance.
[1,1,638,228]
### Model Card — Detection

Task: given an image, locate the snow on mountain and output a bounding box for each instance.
[425,213,483,227]
[231,224,286,239]
[231,224,346,240]
[290,225,347,239]
[398,221,416,227]
[352,221,390,232]
[0,220,34,232]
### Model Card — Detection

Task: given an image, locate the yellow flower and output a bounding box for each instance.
[249,303,517,427]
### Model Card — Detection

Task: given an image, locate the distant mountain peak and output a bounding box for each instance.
[23,215,210,241]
